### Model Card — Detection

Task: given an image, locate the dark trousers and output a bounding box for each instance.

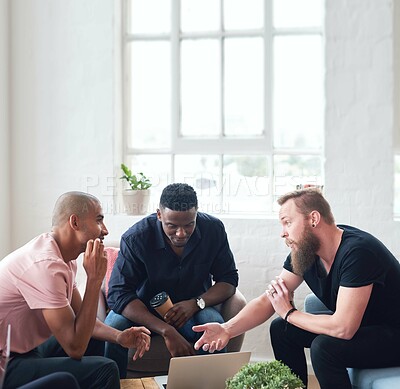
[4,338,120,389]
[18,372,79,389]
[270,317,400,389]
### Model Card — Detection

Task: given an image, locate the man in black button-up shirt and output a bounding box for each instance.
[105,183,238,378]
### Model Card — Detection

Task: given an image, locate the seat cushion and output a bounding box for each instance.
[104,247,119,297]
[348,367,400,389]
[304,293,333,315]
[126,334,171,378]
[372,376,400,389]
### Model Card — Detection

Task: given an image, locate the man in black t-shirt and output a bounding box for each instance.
[193,188,400,389]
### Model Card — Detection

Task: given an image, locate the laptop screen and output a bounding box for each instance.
[0,324,11,389]
[155,351,251,389]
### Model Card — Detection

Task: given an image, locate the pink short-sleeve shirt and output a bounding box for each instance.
[0,233,77,354]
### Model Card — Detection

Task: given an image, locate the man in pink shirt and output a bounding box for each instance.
[0,191,150,389]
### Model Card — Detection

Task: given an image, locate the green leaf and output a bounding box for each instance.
[225,360,304,389]
[119,163,152,190]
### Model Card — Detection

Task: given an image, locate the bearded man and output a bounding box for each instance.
[192,188,400,389]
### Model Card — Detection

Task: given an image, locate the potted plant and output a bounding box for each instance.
[120,163,152,215]
[226,360,304,389]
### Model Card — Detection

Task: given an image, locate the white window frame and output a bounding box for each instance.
[121,0,324,215]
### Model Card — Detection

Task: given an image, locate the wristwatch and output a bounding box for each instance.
[196,296,206,310]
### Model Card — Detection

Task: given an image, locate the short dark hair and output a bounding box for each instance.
[159,183,198,211]
[277,188,335,225]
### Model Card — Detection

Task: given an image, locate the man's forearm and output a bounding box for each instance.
[49,281,103,359]
[200,282,235,307]
[122,298,175,336]
[74,281,103,340]
[92,318,119,342]
[223,293,274,339]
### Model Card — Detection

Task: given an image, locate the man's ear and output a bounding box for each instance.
[309,210,321,228]
[156,209,162,221]
[69,214,80,230]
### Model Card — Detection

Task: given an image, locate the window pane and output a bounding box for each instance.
[181,0,220,33]
[224,38,264,136]
[223,155,269,214]
[126,154,171,212]
[129,0,171,34]
[273,155,322,209]
[223,0,263,30]
[174,155,222,213]
[273,36,323,149]
[181,40,221,137]
[129,41,171,149]
[123,1,325,216]
[273,0,323,28]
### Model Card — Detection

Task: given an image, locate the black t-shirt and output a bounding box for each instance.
[284,225,400,327]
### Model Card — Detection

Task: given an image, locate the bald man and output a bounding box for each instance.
[0,192,150,389]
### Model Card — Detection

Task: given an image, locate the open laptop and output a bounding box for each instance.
[154,351,251,389]
[0,325,11,389]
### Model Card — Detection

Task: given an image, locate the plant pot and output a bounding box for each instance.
[122,189,151,215]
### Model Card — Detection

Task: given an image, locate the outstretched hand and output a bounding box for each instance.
[192,323,230,353]
[116,326,151,360]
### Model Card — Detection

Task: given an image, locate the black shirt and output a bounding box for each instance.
[107,212,239,314]
[284,225,400,327]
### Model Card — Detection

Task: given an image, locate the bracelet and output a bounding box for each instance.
[284,308,297,332]
[284,307,297,322]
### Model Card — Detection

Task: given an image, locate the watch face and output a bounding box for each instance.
[197,297,205,309]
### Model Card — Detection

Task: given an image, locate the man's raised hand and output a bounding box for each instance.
[83,239,107,285]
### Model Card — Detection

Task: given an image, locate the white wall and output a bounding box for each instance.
[9,0,116,244]
[395,0,400,153]
[3,0,400,361]
[0,0,10,259]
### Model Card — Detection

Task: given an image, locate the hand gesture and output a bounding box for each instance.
[265,277,294,318]
[192,323,229,353]
[83,239,107,285]
[116,326,151,360]
[164,300,197,329]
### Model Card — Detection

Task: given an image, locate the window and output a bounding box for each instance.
[122,0,324,215]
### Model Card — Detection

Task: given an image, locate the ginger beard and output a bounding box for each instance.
[288,224,320,276]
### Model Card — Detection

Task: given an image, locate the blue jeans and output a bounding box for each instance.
[104,307,225,378]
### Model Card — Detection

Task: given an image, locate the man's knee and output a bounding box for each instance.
[270,317,286,339]
[197,307,224,324]
[310,334,343,370]
[101,357,120,373]
[19,372,80,389]
[105,310,133,331]
[91,357,120,388]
